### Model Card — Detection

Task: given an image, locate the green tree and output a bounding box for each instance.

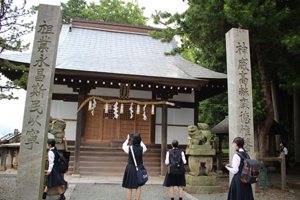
[61,0,148,26]
[150,0,300,162]
[61,0,88,24]
[0,0,36,100]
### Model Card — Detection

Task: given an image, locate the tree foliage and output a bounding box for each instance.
[150,0,300,158]
[0,0,36,100]
[61,0,148,26]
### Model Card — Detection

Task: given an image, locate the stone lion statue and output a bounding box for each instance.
[187,123,211,145]
[48,117,66,144]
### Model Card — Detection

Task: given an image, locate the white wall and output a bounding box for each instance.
[170,91,194,102]
[155,107,194,145]
[53,85,76,94]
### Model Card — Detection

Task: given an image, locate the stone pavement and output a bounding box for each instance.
[63,175,228,200]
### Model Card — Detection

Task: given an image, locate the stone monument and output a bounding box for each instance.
[48,117,67,150]
[184,123,221,194]
[226,28,255,184]
[14,4,61,200]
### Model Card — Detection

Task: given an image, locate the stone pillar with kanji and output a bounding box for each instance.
[14,4,61,200]
[226,28,255,183]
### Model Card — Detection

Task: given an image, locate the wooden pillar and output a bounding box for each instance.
[6,149,13,169]
[151,92,156,144]
[73,92,85,175]
[0,148,7,171]
[216,151,222,170]
[219,134,223,151]
[161,103,168,176]
[80,94,87,142]
[13,149,19,169]
[194,90,200,125]
[280,152,287,190]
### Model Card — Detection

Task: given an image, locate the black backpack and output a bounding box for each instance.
[237,152,260,184]
[169,149,185,175]
[52,149,68,174]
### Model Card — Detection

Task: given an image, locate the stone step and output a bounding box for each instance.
[69,155,161,162]
[66,171,160,176]
[68,166,160,173]
[70,151,160,157]
[68,161,161,167]
[67,147,162,153]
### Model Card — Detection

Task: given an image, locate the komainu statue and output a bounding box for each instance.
[187,123,211,145]
[48,117,66,144]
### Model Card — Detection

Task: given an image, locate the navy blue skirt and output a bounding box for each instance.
[163,172,186,187]
[227,173,253,200]
[45,166,67,188]
[122,164,146,189]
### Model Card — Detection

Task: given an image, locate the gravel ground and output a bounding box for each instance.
[1,169,300,200]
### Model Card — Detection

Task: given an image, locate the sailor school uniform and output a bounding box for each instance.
[163,148,187,187]
[45,147,67,188]
[227,149,253,200]
[122,140,147,189]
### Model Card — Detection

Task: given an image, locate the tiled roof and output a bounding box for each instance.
[210,116,228,134]
[0,23,227,81]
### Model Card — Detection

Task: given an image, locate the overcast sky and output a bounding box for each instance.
[0,0,189,137]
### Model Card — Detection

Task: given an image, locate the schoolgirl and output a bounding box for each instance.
[163,139,187,200]
[42,139,67,200]
[226,137,254,200]
[122,133,147,200]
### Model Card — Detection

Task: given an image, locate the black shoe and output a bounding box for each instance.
[42,192,47,199]
[56,196,65,200]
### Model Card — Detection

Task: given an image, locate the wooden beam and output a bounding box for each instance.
[55,69,208,87]
[161,103,168,176]
[73,92,85,175]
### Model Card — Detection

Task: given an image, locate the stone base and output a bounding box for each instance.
[184,175,221,194]
[184,185,221,194]
[0,166,5,171]
[56,143,65,151]
[186,175,216,186]
[186,144,216,156]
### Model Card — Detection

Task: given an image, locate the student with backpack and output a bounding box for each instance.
[163,139,187,200]
[42,139,67,200]
[226,137,254,200]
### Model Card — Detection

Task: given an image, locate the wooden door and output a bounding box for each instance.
[84,103,103,143]
[84,102,151,144]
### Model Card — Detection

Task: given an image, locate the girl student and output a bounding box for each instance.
[163,139,187,200]
[43,139,67,200]
[122,133,147,200]
[226,137,254,200]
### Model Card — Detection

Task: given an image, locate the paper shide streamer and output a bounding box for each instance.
[114,102,119,119]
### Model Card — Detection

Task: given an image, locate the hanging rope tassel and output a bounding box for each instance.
[75,96,175,115]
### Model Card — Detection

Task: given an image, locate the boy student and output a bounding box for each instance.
[163,139,187,200]
[42,139,67,200]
